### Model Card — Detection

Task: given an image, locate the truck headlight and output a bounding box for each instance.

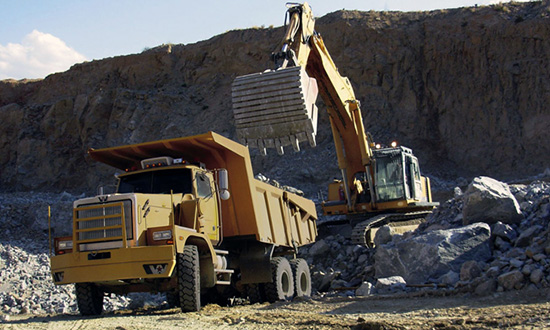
[152,230,172,241]
[54,237,74,255]
[58,240,73,250]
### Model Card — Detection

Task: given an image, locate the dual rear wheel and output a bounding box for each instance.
[248,257,311,304]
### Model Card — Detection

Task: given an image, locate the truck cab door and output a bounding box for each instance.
[195,171,220,243]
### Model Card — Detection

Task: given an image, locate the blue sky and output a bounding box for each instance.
[0,0,529,80]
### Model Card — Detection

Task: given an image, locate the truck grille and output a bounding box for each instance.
[74,200,133,251]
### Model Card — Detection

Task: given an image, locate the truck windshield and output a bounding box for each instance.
[117,168,193,194]
[374,151,405,202]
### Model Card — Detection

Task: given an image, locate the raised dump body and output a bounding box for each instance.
[50,131,317,315]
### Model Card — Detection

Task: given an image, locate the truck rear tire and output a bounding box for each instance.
[246,283,265,304]
[290,258,311,298]
[75,283,103,316]
[264,257,294,302]
[177,245,201,312]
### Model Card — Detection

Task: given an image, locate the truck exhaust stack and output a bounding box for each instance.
[232,66,319,155]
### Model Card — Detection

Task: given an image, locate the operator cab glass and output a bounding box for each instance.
[374,146,421,203]
[117,168,193,194]
[374,148,405,202]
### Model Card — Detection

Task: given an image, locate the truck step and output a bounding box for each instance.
[214,249,229,255]
[215,268,234,286]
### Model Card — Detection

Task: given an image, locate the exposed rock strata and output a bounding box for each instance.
[1,2,550,195]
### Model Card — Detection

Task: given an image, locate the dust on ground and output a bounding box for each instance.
[2,289,549,330]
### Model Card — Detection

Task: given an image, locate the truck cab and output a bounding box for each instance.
[115,157,221,243]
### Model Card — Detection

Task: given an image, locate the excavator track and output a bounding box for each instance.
[350,211,431,247]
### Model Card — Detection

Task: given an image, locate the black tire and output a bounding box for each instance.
[264,257,294,302]
[246,283,265,304]
[165,291,179,308]
[75,282,104,316]
[203,285,239,307]
[177,245,201,312]
[290,258,312,298]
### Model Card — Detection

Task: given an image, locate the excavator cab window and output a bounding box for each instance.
[405,155,422,200]
[374,150,406,202]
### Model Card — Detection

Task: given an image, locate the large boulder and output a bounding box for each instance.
[462,177,523,225]
[308,239,330,257]
[375,276,407,293]
[498,270,524,290]
[374,223,491,284]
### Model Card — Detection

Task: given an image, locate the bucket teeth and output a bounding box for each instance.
[231,66,319,155]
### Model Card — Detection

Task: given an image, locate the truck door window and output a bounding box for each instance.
[196,173,213,198]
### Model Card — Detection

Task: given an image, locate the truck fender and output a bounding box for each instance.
[173,226,217,288]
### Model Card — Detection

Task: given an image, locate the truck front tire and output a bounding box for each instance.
[264,257,294,302]
[177,245,201,312]
[290,258,311,298]
[75,282,104,316]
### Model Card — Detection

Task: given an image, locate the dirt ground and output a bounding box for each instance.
[2,289,550,330]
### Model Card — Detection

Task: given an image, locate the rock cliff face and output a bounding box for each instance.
[1,1,549,195]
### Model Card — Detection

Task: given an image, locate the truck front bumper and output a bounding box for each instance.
[50,245,176,285]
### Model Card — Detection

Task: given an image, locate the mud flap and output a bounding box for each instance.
[239,241,275,284]
[232,66,319,155]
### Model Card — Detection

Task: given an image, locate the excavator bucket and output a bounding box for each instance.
[232,66,319,155]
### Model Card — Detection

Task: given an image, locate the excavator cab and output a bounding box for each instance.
[323,146,431,215]
[373,147,418,202]
[372,146,433,207]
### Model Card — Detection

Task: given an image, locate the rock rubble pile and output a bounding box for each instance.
[300,176,550,297]
[0,176,548,316]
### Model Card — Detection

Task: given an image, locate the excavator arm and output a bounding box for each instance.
[306,32,376,210]
[232,3,376,210]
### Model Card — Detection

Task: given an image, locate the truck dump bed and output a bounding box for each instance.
[88,131,317,248]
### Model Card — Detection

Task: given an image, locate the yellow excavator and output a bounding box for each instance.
[231,2,438,247]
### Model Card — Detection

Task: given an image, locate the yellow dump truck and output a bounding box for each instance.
[50,131,317,315]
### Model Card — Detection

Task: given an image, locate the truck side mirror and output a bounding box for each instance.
[218,169,230,200]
